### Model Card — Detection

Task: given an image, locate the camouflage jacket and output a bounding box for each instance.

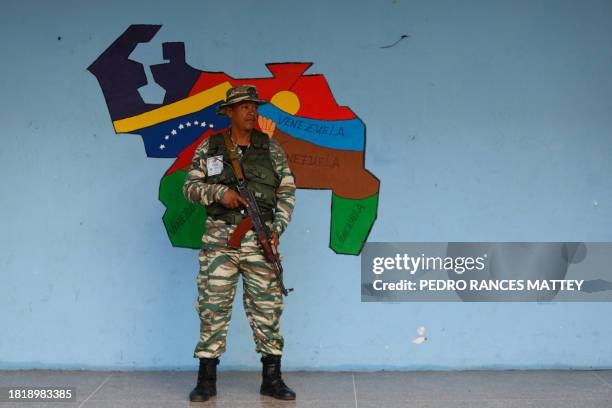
[183,132,296,241]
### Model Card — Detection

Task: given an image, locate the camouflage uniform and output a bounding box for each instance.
[183,133,296,359]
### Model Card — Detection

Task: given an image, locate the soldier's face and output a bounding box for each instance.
[227,101,258,131]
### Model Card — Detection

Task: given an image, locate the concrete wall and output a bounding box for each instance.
[1,0,611,370]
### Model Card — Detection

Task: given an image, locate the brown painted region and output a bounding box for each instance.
[274,129,379,199]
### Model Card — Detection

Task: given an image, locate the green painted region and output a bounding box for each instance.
[158,171,378,254]
[330,193,378,255]
[159,170,207,249]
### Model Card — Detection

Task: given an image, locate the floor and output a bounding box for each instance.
[1,369,611,407]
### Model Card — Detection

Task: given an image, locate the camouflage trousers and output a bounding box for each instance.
[193,218,285,359]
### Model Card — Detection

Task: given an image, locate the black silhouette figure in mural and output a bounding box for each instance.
[151,42,202,104]
[88,25,206,120]
[87,25,163,120]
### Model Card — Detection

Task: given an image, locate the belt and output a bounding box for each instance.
[210,211,274,225]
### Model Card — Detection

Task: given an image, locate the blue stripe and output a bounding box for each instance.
[257,104,364,151]
[132,102,229,158]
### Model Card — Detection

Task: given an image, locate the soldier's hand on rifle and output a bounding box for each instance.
[270,231,279,255]
[220,189,249,209]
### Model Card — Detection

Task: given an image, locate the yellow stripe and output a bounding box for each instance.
[112,81,232,133]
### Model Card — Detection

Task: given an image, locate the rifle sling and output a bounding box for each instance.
[222,129,244,182]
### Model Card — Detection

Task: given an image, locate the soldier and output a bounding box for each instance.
[183,84,297,402]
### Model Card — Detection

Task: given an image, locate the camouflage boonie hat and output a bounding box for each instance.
[216,84,268,116]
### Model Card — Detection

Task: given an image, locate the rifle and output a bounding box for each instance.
[219,131,293,296]
[235,181,293,296]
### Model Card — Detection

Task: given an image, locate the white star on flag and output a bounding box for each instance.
[209,124,214,128]
[160,144,166,150]
[164,135,169,140]
[186,122,191,127]
[178,124,184,130]
[194,121,199,125]
[171,129,177,135]
[200,121,206,127]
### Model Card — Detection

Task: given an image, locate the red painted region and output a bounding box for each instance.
[188,63,356,121]
[165,129,216,175]
[289,75,355,120]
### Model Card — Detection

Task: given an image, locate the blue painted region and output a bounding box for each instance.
[258,104,364,151]
[134,102,229,158]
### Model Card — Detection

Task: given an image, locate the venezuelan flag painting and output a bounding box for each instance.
[88,24,380,255]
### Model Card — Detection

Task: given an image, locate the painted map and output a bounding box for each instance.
[88,25,379,255]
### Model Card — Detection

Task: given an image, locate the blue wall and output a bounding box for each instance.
[1,0,611,371]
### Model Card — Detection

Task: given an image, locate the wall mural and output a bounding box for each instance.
[88,24,380,255]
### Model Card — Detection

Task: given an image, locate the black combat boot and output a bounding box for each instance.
[189,357,219,402]
[260,354,296,400]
